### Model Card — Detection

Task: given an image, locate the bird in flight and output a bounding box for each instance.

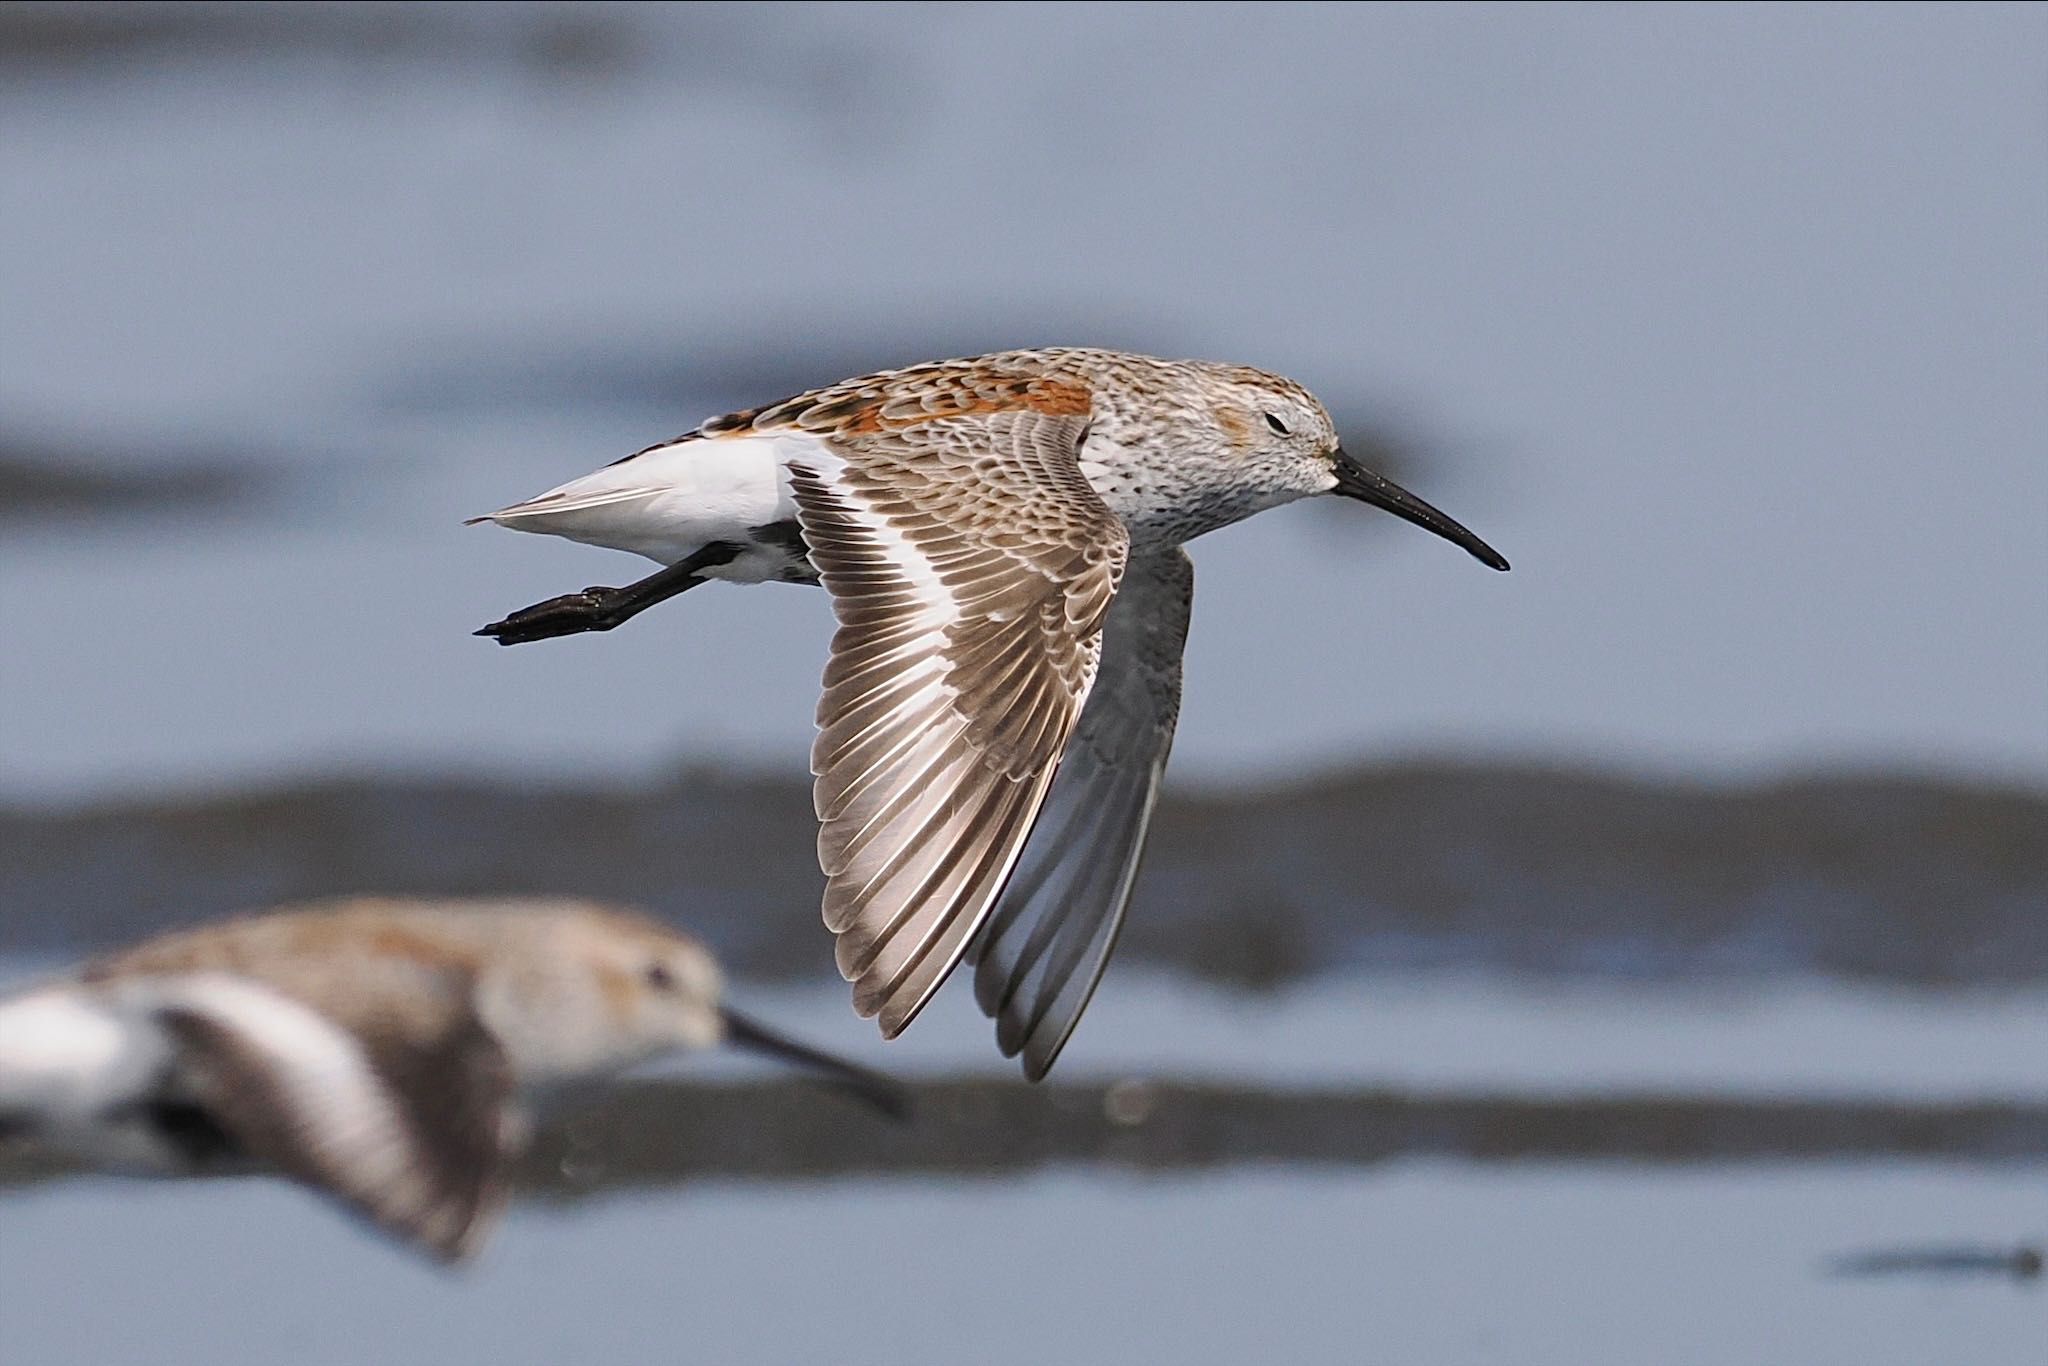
[471,348,1508,1078]
[0,897,902,1262]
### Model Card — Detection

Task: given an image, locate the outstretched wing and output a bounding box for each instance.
[788,403,1128,1037]
[969,547,1193,1079]
[132,967,517,1265]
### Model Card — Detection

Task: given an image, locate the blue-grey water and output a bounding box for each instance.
[5,1165,2043,1366]
[5,961,2044,1364]
[2,2,2044,799]
[4,958,2043,1100]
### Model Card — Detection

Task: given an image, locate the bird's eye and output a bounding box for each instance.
[1264,412,1291,436]
[645,962,676,991]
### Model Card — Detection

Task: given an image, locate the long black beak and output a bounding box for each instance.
[720,1006,911,1121]
[1330,448,1510,571]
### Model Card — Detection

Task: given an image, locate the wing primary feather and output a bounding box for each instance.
[967,548,1194,1078]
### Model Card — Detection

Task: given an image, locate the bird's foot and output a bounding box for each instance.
[476,588,626,646]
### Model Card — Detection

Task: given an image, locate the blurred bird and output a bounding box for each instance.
[0,897,904,1264]
[472,348,1508,1077]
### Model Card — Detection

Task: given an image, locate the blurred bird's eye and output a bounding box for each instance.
[645,962,676,991]
[1264,412,1290,436]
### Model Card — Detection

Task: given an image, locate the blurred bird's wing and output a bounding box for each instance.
[131,967,517,1264]
[787,396,1127,1037]
[969,547,1193,1079]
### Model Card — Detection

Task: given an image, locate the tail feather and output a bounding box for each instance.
[468,483,665,526]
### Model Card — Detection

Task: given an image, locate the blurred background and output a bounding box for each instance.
[1,3,2043,1362]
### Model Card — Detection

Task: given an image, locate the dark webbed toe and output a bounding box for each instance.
[476,589,624,646]
[474,547,737,647]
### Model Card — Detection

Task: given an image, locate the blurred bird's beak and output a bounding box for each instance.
[1330,447,1510,571]
[720,1006,911,1120]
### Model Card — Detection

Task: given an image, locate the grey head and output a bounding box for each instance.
[1188,360,1510,571]
[1071,351,1508,569]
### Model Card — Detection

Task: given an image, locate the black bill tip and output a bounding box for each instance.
[1330,448,1510,571]
[720,1006,912,1121]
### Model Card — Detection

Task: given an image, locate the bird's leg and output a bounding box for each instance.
[476,542,744,646]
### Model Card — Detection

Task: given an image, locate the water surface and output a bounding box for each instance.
[4,1164,2040,1366]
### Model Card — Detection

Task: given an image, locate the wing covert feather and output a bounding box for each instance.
[139,968,516,1263]
[789,406,1128,1036]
